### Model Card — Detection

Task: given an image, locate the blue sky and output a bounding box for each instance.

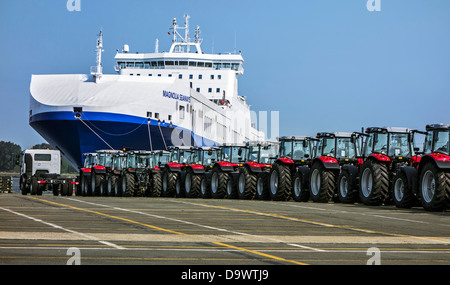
[0,0,449,149]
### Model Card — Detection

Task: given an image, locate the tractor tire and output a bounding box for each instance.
[309,162,336,203]
[149,172,162,197]
[185,169,201,198]
[81,175,90,196]
[226,174,238,199]
[91,173,104,196]
[123,173,136,197]
[100,179,108,196]
[269,163,292,201]
[256,171,271,200]
[392,170,416,209]
[238,167,257,200]
[210,167,229,199]
[115,177,123,197]
[337,169,358,204]
[175,174,185,198]
[200,174,212,199]
[359,160,389,206]
[107,176,117,196]
[162,169,177,197]
[292,171,310,202]
[419,163,450,212]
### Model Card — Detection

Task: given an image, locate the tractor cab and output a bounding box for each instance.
[363,127,416,163]
[246,141,279,165]
[277,136,315,166]
[219,144,248,165]
[314,132,363,165]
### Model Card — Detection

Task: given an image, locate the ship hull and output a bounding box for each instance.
[30,111,217,167]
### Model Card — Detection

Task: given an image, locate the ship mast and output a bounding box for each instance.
[91,29,104,82]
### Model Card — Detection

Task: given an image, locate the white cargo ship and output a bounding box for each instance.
[29,15,264,167]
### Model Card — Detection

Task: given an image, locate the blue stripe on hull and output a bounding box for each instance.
[29,111,217,168]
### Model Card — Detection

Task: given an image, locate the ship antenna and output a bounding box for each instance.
[92,29,104,82]
[185,14,190,53]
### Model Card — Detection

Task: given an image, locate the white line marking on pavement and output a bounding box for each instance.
[0,206,124,249]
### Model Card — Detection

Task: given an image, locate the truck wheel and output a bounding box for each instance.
[269,163,291,201]
[211,168,228,199]
[292,171,310,202]
[123,173,136,197]
[185,169,201,198]
[238,167,257,200]
[256,171,270,200]
[108,176,117,196]
[359,160,389,206]
[200,174,211,199]
[162,169,177,197]
[337,169,357,204]
[419,163,450,211]
[20,175,28,195]
[149,172,162,197]
[53,184,60,196]
[30,177,38,195]
[309,162,335,203]
[392,170,416,208]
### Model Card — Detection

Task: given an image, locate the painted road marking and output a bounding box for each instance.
[0,206,124,249]
[24,197,309,265]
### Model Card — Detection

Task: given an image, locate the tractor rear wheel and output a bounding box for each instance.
[238,167,257,200]
[185,169,201,198]
[211,168,228,199]
[269,163,291,201]
[309,162,335,203]
[200,174,211,199]
[392,170,416,208]
[292,171,310,202]
[148,172,162,197]
[419,163,450,211]
[123,173,136,197]
[162,169,177,197]
[337,169,358,204]
[256,171,270,200]
[359,160,389,206]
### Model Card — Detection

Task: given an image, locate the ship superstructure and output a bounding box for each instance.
[29,15,264,167]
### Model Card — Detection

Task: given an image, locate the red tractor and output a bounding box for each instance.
[359,127,419,206]
[160,146,191,197]
[182,147,220,198]
[145,150,169,197]
[237,141,278,200]
[392,123,450,211]
[309,132,365,203]
[268,136,315,201]
[210,144,248,199]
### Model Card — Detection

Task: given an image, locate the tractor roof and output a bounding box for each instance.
[316,132,354,138]
[278,136,313,141]
[426,123,450,131]
[245,140,278,147]
[365,127,414,134]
